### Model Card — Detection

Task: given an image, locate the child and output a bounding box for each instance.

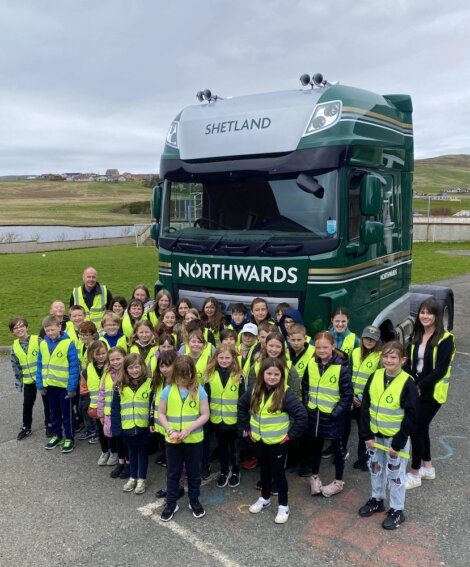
[66,305,86,346]
[302,331,352,497]
[39,300,69,337]
[238,357,307,524]
[150,350,178,469]
[227,303,249,336]
[329,307,360,356]
[122,298,145,340]
[111,354,153,494]
[158,355,210,521]
[156,308,178,343]
[147,289,173,327]
[180,309,215,347]
[77,321,98,370]
[77,341,107,448]
[131,284,151,307]
[176,298,193,322]
[111,296,128,318]
[274,302,291,324]
[238,323,259,377]
[9,317,52,439]
[100,311,128,351]
[358,341,418,530]
[250,297,274,326]
[129,320,158,365]
[36,315,79,453]
[344,326,382,470]
[279,309,313,345]
[220,328,238,349]
[97,347,131,479]
[204,345,245,488]
[200,296,226,344]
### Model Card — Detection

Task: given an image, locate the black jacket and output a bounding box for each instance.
[301,352,353,439]
[359,371,419,451]
[403,333,455,401]
[237,386,307,440]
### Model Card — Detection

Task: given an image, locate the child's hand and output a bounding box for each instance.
[388,447,398,458]
[149,425,155,433]
[365,439,374,449]
[40,388,47,396]
[100,418,105,425]
[65,391,76,399]
[280,434,290,444]
[178,428,190,441]
[169,431,180,443]
[353,396,362,407]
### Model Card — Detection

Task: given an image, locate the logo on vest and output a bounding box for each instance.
[189,400,197,408]
[57,352,63,358]
[32,350,38,356]
[329,376,337,384]
[386,394,394,404]
[230,384,237,392]
[366,361,373,368]
[142,392,149,399]
[298,361,305,370]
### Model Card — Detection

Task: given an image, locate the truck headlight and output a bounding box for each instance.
[166,121,179,148]
[303,101,342,135]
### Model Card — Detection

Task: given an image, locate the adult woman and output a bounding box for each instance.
[404,298,455,489]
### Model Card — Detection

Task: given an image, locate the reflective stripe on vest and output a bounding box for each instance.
[341,333,356,356]
[410,331,456,404]
[152,383,165,434]
[369,369,409,436]
[194,344,212,384]
[165,384,203,443]
[86,363,102,409]
[72,285,107,325]
[307,359,341,414]
[207,371,240,425]
[293,345,316,378]
[120,378,152,429]
[13,335,40,384]
[65,321,80,347]
[250,386,289,445]
[351,349,381,396]
[239,342,259,377]
[102,372,114,416]
[40,338,73,388]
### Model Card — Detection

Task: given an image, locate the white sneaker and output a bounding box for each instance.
[97,451,110,466]
[107,452,119,466]
[274,505,290,524]
[405,472,422,490]
[134,479,146,494]
[419,466,436,480]
[249,497,271,514]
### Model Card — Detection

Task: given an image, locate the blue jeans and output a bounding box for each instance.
[47,386,74,440]
[124,432,149,479]
[369,436,410,511]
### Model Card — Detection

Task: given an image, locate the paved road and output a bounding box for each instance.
[1,275,469,567]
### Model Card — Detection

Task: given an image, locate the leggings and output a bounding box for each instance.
[309,437,345,481]
[342,406,367,464]
[96,419,109,453]
[110,435,127,461]
[411,398,441,470]
[214,426,239,475]
[255,441,289,506]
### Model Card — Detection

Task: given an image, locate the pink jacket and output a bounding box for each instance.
[97,368,119,438]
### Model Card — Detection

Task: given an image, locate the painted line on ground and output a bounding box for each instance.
[456,351,470,356]
[434,435,467,461]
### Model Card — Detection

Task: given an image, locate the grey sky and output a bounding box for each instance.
[1,0,469,175]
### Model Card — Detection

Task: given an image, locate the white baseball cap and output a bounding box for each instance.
[241,323,258,336]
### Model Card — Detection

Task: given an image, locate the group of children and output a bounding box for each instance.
[9,288,452,530]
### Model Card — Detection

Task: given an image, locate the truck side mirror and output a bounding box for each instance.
[151,183,163,241]
[360,220,384,244]
[360,176,382,216]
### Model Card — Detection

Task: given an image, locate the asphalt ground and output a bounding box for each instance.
[1,274,469,567]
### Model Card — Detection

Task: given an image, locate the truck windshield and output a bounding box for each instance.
[162,170,338,239]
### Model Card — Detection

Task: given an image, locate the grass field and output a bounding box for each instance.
[0,180,152,226]
[1,242,470,345]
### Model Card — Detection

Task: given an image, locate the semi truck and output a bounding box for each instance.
[150,73,454,340]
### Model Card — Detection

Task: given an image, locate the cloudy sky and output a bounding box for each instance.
[0,0,469,175]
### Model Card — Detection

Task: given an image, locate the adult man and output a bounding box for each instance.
[70,267,112,325]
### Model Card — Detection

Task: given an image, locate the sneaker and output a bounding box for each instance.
[228,473,240,488]
[274,505,290,524]
[242,457,258,470]
[134,479,146,494]
[298,465,312,477]
[201,464,211,480]
[382,508,405,530]
[97,451,110,466]
[419,466,436,480]
[45,425,54,438]
[249,496,271,514]
[189,500,206,518]
[321,480,344,497]
[217,473,229,488]
[155,453,167,467]
[155,486,185,499]
[107,452,119,466]
[45,436,63,450]
[119,463,131,479]
[61,439,75,453]
[358,498,385,517]
[322,444,334,459]
[88,434,100,444]
[77,430,94,441]
[353,459,369,472]
[17,427,32,441]
[310,475,322,496]
[405,472,422,490]
[160,504,179,522]
[123,478,137,492]
[110,463,125,478]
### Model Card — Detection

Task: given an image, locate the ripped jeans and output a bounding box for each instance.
[369,436,410,511]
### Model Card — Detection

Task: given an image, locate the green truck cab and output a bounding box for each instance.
[152,74,453,339]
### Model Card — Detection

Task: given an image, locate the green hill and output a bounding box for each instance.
[414,154,470,194]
